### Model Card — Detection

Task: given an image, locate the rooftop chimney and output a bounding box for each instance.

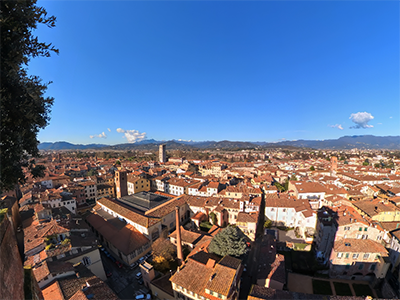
[175,206,184,265]
[206,258,216,269]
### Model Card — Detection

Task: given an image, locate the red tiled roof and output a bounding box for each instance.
[333,238,388,255]
[191,211,206,221]
[97,197,159,228]
[86,213,150,255]
[237,212,257,223]
[42,281,64,300]
[145,195,187,218]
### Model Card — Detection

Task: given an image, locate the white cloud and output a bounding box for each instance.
[390,116,393,119]
[177,139,193,142]
[329,124,344,130]
[116,128,147,143]
[107,128,111,132]
[90,132,107,139]
[349,112,374,129]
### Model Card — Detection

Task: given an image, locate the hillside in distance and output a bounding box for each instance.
[104,141,195,151]
[38,135,400,151]
[264,135,400,150]
[38,141,108,150]
[38,140,259,151]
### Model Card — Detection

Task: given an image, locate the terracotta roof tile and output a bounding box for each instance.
[333,238,388,255]
[205,263,237,296]
[171,260,214,295]
[42,281,64,300]
[145,195,187,218]
[86,213,150,256]
[58,264,118,300]
[237,212,257,223]
[169,226,205,245]
[353,198,400,217]
[97,197,159,227]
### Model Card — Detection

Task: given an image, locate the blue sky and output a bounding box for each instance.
[31,1,399,145]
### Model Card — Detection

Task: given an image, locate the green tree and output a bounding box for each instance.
[151,238,176,261]
[1,0,58,192]
[209,226,247,257]
[379,159,385,168]
[386,160,394,169]
[264,218,272,228]
[187,163,198,173]
[310,166,315,171]
[283,179,289,191]
[363,159,369,166]
[87,169,98,177]
[209,212,218,225]
[273,181,286,192]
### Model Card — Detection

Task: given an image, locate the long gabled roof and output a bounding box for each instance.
[97,197,160,227]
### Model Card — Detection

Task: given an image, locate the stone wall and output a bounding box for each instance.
[0,216,24,300]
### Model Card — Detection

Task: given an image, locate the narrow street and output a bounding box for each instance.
[100,251,150,300]
[239,194,265,300]
[239,233,262,299]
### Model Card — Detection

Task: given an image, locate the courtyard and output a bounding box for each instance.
[287,273,377,298]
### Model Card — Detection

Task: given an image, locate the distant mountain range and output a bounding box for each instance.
[38,135,400,151]
[38,142,108,150]
[264,135,400,150]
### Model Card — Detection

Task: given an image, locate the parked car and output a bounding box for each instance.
[137,278,144,285]
[135,272,142,280]
[130,262,138,269]
[105,269,112,277]
[109,256,116,263]
[135,294,145,300]
[115,260,123,268]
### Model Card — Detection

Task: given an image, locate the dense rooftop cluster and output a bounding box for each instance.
[1,148,400,299]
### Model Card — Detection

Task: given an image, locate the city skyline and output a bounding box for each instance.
[30,1,399,145]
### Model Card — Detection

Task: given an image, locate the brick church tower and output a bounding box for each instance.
[115,169,128,198]
[330,156,338,176]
